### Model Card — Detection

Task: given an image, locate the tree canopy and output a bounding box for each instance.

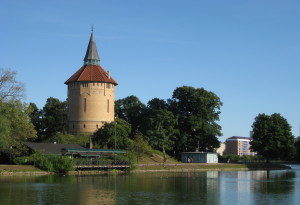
[169,86,222,152]
[250,113,295,162]
[0,68,25,101]
[93,118,131,149]
[140,107,178,161]
[42,97,67,139]
[115,95,145,134]
[0,100,37,162]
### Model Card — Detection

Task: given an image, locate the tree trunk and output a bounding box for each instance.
[162,147,167,164]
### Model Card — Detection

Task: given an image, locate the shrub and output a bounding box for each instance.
[14,153,74,173]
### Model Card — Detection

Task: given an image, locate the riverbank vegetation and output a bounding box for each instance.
[1,68,300,171]
[14,153,74,173]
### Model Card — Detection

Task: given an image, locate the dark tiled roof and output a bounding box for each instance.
[24,142,84,155]
[65,64,118,85]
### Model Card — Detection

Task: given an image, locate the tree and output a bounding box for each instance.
[0,100,37,162]
[0,68,25,101]
[93,118,131,149]
[28,103,43,140]
[42,97,68,140]
[140,108,178,162]
[115,95,145,134]
[250,113,295,163]
[295,140,300,162]
[169,86,222,153]
[147,98,169,110]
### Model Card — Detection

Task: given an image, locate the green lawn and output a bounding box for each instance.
[0,165,41,172]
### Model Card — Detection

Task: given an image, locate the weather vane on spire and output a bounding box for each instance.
[91,24,94,33]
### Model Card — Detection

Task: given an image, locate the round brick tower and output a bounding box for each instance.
[65,31,118,134]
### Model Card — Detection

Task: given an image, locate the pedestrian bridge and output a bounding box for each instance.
[73,159,130,170]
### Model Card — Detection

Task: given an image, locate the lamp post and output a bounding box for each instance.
[114,117,117,150]
[114,116,117,163]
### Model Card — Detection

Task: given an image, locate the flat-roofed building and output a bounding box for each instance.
[225,136,255,156]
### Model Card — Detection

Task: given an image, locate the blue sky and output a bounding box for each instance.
[1,0,300,142]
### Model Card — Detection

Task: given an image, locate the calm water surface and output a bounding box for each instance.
[1,165,300,205]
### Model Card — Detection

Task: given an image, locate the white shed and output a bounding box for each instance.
[181,152,218,163]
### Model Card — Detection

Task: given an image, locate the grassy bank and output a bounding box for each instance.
[134,162,291,172]
[2,162,290,175]
[0,165,51,175]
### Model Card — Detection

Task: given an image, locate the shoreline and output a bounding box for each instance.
[0,163,292,176]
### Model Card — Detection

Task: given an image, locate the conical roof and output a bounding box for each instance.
[65,32,118,85]
[84,32,100,65]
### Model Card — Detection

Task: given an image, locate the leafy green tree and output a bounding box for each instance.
[0,100,37,162]
[250,113,295,163]
[140,107,178,162]
[42,97,67,140]
[28,103,43,140]
[115,95,145,134]
[169,86,222,153]
[147,98,169,110]
[129,132,152,162]
[93,118,131,149]
[295,140,300,162]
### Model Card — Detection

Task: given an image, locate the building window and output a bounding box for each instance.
[97,82,99,86]
[84,98,86,112]
[106,83,111,89]
[82,82,88,88]
[107,99,109,113]
[84,124,86,128]
[96,124,98,129]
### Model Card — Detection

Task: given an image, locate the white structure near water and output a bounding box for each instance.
[181,152,218,163]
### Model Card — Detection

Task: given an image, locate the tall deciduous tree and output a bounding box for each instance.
[169,86,222,152]
[93,118,131,149]
[250,113,295,162]
[295,140,300,162]
[0,100,37,162]
[140,107,178,162]
[0,68,25,101]
[28,103,43,140]
[115,95,145,134]
[42,97,67,140]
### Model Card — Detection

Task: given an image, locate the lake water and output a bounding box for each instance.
[1,165,300,205]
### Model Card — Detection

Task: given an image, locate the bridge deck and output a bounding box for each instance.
[74,164,130,169]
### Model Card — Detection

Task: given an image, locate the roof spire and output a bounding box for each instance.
[84,27,100,65]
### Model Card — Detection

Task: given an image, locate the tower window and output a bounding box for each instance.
[106,83,111,89]
[84,124,86,128]
[107,99,109,113]
[96,124,98,129]
[82,83,89,88]
[84,98,87,112]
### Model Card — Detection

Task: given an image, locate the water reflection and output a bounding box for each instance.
[219,170,297,205]
[0,168,299,205]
